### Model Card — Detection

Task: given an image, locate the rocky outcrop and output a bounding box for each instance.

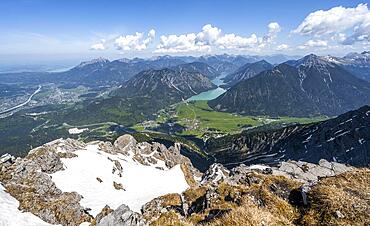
[0,140,92,226]
[108,134,201,179]
[143,159,367,226]
[0,134,199,225]
[273,159,352,183]
[199,159,352,187]
[141,193,183,222]
[96,204,147,226]
[0,132,364,226]
[201,163,230,185]
[0,154,15,166]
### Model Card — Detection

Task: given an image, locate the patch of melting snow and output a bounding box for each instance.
[327,137,335,142]
[50,144,189,216]
[68,127,89,134]
[335,130,351,138]
[302,134,312,143]
[359,138,365,144]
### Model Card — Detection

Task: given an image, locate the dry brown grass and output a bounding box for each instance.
[208,196,295,226]
[206,175,301,226]
[150,211,191,226]
[183,186,207,204]
[146,170,370,226]
[161,193,183,207]
[181,163,198,188]
[170,174,301,226]
[301,168,370,226]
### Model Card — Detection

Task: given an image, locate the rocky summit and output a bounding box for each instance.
[0,134,369,226]
[0,135,199,226]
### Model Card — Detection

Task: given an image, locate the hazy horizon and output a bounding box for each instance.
[0,0,369,66]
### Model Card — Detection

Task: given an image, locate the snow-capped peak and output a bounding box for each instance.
[294,54,335,69]
[322,55,343,64]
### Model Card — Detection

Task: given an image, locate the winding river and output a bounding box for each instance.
[0,85,42,115]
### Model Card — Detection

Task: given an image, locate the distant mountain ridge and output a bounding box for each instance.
[222,60,273,87]
[322,51,370,82]
[0,54,300,86]
[61,68,217,127]
[112,68,216,100]
[209,54,370,117]
[57,56,188,85]
[171,62,220,79]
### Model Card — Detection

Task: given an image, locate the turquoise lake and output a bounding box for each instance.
[187,74,227,101]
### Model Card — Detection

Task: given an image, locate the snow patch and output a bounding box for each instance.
[68,128,89,134]
[50,144,189,216]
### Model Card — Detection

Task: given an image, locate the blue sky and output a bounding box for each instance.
[0,0,369,64]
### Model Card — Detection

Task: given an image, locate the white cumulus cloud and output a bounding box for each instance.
[196,24,222,45]
[293,3,370,45]
[264,22,281,42]
[216,33,259,50]
[155,33,211,53]
[298,39,328,49]
[276,44,289,51]
[155,23,281,53]
[90,43,105,51]
[90,39,106,51]
[115,29,155,51]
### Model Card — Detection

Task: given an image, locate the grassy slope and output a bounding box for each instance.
[176,100,261,135]
[134,100,328,138]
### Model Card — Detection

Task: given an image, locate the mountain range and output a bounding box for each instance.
[0,52,370,226]
[171,62,219,79]
[60,68,216,127]
[209,54,370,117]
[112,68,216,102]
[322,51,370,82]
[221,60,273,88]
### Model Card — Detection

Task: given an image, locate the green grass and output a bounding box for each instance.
[175,100,262,136]
[133,100,328,139]
[276,116,328,124]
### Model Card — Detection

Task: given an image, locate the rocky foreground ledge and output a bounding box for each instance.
[0,135,369,226]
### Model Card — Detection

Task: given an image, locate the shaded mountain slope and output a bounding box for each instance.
[209,54,370,117]
[205,105,370,168]
[222,60,273,87]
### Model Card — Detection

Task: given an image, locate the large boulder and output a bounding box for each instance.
[201,163,230,185]
[114,135,137,154]
[274,159,353,183]
[97,204,147,226]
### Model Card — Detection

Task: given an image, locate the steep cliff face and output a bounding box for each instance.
[205,105,370,168]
